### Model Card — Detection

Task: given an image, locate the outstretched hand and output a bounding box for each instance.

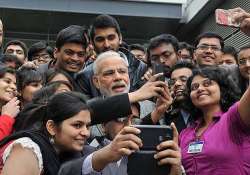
[151,84,173,124]
[154,123,182,175]
[229,7,250,36]
[129,77,167,103]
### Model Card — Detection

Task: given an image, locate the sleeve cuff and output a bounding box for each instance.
[82,153,102,175]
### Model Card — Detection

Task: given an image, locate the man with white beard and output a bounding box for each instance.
[91,51,155,138]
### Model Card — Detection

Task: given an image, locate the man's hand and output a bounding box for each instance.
[1,97,20,118]
[151,84,173,124]
[106,126,142,162]
[128,79,167,103]
[230,7,250,36]
[154,123,182,175]
[141,68,153,81]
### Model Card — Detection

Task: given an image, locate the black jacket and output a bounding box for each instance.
[75,47,147,98]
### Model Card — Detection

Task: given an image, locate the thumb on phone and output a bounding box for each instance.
[170,122,179,145]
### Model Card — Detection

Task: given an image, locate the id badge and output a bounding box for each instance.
[187,141,204,154]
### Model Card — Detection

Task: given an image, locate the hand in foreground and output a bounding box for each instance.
[92,126,142,171]
[154,123,182,175]
[1,97,20,118]
[151,83,173,124]
[106,126,142,161]
[129,74,167,102]
[141,68,153,81]
[229,7,250,36]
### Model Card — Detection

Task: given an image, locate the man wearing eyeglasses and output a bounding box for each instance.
[76,14,147,98]
[145,60,195,133]
[90,51,156,137]
[194,32,224,66]
[237,45,250,94]
[148,34,179,77]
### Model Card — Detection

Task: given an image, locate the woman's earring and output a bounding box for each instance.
[49,136,55,144]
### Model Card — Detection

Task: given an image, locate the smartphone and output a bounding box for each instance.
[215,9,240,27]
[132,125,173,151]
[128,125,172,175]
[152,63,165,82]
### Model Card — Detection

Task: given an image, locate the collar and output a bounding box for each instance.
[194,110,224,126]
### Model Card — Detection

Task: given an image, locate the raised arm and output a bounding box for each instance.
[239,85,250,126]
[230,7,250,36]
[90,126,142,172]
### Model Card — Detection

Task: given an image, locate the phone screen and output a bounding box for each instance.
[215,9,240,27]
[132,125,173,150]
[152,63,166,82]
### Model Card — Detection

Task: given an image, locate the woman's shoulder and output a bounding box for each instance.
[2,137,43,172]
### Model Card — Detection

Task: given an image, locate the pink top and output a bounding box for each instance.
[179,102,250,175]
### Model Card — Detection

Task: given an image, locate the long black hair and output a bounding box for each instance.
[185,66,241,121]
[14,88,89,131]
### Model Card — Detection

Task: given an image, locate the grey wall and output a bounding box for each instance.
[181,0,250,50]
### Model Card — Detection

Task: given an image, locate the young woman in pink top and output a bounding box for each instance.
[179,66,250,174]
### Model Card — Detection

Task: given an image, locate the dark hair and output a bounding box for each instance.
[45,69,75,90]
[148,34,179,54]
[238,44,250,54]
[170,60,195,75]
[186,66,240,120]
[0,54,22,69]
[46,80,73,92]
[178,42,194,55]
[222,45,238,61]
[28,41,54,61]
[14,90,88,131]
[46,92,90,124]
[194,32,224,49]
[90,14,121,42]
[16,67,44,92]
[0,64,15,78]
[129,44,145,53]
[56,25,88,50]
[3,40,28,58]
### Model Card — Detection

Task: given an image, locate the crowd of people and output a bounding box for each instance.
[0,6,249,175]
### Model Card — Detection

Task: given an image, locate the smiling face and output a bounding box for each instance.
[238,48,250,80]
[5,45,26,64]
[194,37,222,66]
[170,68,192,101]
[0,72,17,103]
[93,27,121,54]
[93,55,130,97]
[55,43,86,73]
[190,75,221,110]
[50,110,91,152]
[21,81,43,103]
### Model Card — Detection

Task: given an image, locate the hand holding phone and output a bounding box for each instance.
[131,125,173,151]
[152,63,166,82]
[215,9,240,27]
[127,124,180,175]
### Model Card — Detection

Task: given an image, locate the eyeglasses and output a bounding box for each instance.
[32,54,51,61]
[238,58,250,66]
[196,44,221,52]
[169,76,189,86]
[151,51,175,63]
[190,79,214,91]
[115,117,141,125]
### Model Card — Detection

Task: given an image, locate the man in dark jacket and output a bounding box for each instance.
[145,60,195,133]
[76,14,147,98]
